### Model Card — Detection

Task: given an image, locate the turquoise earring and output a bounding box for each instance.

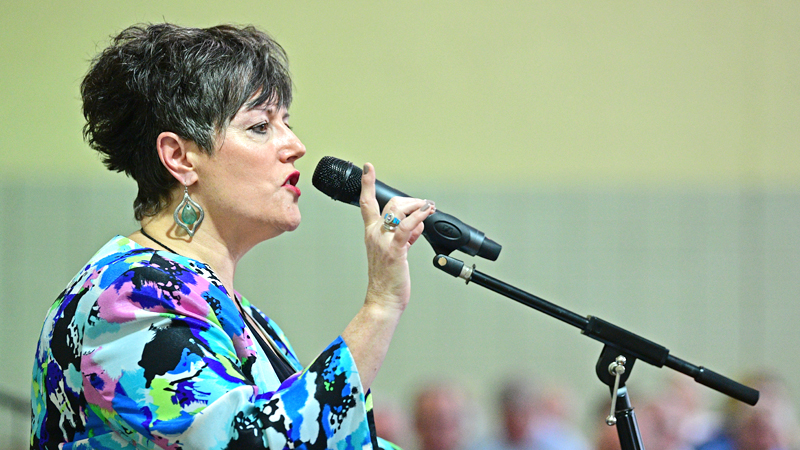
[174,186,204,237]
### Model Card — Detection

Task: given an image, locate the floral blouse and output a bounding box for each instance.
[31,236,397,449]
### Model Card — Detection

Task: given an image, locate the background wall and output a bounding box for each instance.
[2,1,798,448]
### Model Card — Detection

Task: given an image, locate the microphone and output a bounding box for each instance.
[312,156,501,261]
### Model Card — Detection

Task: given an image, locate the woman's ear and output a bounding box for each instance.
[156,132,199,186]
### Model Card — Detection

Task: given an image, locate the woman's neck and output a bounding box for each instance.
[130,212,241,295]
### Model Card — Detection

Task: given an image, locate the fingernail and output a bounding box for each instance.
[362,164,369,175]
[420,200,435,212]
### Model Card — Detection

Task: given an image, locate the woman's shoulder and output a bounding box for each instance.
[50,236,156,308]
[58,236,226,319]
[83,235,222,291]
[83,235,159,283]
[86,235,189,271]
[46,236,240,342]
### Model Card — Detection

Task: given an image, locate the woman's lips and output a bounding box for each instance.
[283,171,301,196]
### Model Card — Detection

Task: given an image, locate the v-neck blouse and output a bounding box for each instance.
[31,235,392,449]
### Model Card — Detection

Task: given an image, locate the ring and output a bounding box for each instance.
[383,212,401,231]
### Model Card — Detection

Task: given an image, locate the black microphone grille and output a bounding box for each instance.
[312,156,363,205]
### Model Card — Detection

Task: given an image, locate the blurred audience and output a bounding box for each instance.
[591,371,798,450]
[592,396,620,450]
[477,376,589,450]
[533,381,591,450]
[636,376,720,450]
[374,396,413,449]
[413,382,472,450]
[695,371,800,450]
[407,369,798,450]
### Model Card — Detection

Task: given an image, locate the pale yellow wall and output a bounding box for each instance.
[2,1,798,188]
[2,2,799,448]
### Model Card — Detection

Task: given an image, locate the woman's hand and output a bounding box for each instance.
[341,162,435,390]
[359,162,435,313]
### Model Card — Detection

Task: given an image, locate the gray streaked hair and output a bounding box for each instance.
[81,23,293,219]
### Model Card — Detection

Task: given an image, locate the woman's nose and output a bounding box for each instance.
[280,128,306,163]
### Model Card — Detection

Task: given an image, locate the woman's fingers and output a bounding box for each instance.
[359,162,435,247]
[386,199,435,245]
[359,163,380,225]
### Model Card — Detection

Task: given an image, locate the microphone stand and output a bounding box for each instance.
[432,254,759,450]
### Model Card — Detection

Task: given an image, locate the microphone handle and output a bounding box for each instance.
[373,181,500,260]
[374,180,411,207]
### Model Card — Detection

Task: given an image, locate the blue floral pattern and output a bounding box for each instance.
[31,236,395,449]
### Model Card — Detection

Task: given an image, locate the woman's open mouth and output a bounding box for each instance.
[283,171,301,196]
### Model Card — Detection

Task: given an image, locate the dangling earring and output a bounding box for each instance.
[174,186,204,237]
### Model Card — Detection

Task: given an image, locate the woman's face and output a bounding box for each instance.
[193,100,306,244]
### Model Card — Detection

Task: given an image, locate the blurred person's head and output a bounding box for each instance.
[592,396,621,450]
[498,377,540,445]
[413,382,468,450]
[373,397,411,449]
[636,398,685,450]
[722,372,799,450]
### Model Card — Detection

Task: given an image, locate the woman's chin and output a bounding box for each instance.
[281,212,302,233]
[284,218,301,232]
[264,205,302,235]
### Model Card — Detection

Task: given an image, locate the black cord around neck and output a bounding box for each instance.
[140,228,179,255]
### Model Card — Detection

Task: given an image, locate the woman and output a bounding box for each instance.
[31,23,435,449]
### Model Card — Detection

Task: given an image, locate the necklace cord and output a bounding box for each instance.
[140,228,179,254]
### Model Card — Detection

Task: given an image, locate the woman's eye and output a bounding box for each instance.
[249,122,269,134]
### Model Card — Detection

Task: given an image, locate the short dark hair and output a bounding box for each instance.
[81,23,293,220]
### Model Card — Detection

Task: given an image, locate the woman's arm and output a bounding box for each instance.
[341,163,435,391]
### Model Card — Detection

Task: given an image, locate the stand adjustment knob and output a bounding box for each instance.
[606,356,627,426]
